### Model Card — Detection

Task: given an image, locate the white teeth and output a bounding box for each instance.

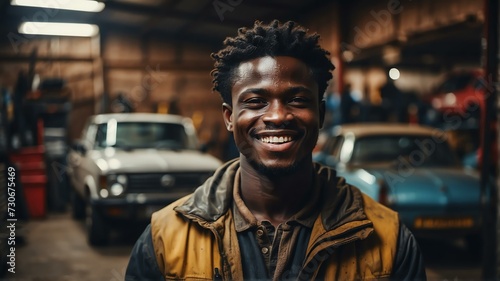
[260,136,292,144]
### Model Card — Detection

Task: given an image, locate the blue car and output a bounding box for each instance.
[314,123,488,249]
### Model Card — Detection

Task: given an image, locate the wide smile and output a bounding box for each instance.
[259,135,293,144]
[252,130,302,153]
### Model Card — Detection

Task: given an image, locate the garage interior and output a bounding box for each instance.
[0,0,498,279]
[0,0,488,147]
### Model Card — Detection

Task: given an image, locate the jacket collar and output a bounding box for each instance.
[174,159,239,222]
[174,159,369,231]
[314,164,369,230]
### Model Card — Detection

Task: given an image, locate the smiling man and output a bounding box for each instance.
[227,55,322,175]
[126,20,426,281]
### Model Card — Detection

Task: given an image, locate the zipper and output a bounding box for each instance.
[208,224,231,281]
[178,211,230,280]
[213,268,222,281]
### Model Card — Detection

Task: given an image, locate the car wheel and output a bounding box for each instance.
[86,204,109,246]
[71,190,85,220]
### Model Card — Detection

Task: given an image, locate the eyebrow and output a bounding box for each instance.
[240,86,313,96]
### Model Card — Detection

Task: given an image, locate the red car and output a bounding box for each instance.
[428,69,498,173]
[429,69,487,124]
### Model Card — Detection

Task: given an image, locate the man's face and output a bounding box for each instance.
[223,56,324,174]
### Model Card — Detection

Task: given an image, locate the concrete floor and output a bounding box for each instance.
[2,211,136,281]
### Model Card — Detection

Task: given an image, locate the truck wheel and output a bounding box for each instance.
[71,190,85,220]
[86,204,109,246]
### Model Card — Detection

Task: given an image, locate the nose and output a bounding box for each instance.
[262,100,293,126]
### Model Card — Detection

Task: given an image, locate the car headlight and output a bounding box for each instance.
[99,174,127,197]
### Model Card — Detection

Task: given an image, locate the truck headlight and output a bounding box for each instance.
[99,174,127,197]
[110,183,124,196]
[117,174,127,185]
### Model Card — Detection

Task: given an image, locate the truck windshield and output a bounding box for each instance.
[95,121,193,150]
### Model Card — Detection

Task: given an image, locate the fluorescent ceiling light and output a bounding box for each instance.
[11,0,105,12]
[19,22,99,37]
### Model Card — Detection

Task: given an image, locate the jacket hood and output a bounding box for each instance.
[175,159,369,231]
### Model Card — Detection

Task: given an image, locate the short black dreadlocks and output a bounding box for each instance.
[211,20,335,105]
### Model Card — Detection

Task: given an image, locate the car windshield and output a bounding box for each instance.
[95,121,193,150]
[350,135,459,167]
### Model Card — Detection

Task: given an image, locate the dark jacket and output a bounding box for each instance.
[126,160,426,280]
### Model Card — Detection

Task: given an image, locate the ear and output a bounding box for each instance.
[222,103,234,132]
[319,99,325,129]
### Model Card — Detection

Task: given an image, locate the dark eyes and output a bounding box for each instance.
[289,97,310,105]
[245,98,266,104]
[243,98,267,108]
[243,96,311,107]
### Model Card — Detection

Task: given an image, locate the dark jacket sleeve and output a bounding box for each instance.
[125,224,164,281]
[391,223,427,281]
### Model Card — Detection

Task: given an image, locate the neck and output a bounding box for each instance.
[239,158,314,227]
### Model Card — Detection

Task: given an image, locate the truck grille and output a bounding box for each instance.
[126,172,212,193]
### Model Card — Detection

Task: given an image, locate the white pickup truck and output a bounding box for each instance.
[67,113,222,245]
